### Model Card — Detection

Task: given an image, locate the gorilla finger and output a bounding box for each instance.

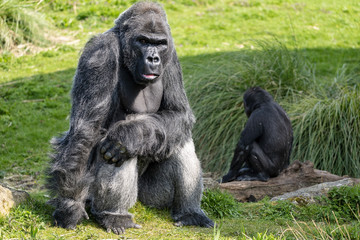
[119,146,127,154]
[112,227,119,235]
[100,141,112,154]
[100,146,106,154]
[113,145,127,156]
[110,156,118,164]
[104,151,113,160]
[113,227,125,235]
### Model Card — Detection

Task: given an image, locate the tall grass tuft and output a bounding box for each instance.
[188,41,315,173]
[0,0,50,52]
[290,87,360,177]
[282,213,360,240]
[201,189,242,218]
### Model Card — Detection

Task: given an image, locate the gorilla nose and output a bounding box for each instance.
[146,55,160,66]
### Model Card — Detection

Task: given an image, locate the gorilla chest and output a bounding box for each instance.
[120,80,163,114]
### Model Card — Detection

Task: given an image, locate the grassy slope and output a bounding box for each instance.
[0,0,359,239]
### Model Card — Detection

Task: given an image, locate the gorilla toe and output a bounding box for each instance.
[174,212,214,228]
[97,214,141,235]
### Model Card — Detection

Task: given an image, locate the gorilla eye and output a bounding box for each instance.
[139,39,147,44]
[158,40,167,45]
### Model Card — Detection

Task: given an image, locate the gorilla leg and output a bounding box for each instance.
[138,140,214,228]
[237,142,278,182]
[90,150,141,235]
[220,145,252,183]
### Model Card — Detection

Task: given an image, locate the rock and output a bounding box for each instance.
[0,184,30,216]
[203,172,220,189]
[219,160,360,202]
[271,178,358,202]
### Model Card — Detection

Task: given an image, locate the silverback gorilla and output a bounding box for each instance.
[221,87,293,183]
[47,2,213,234]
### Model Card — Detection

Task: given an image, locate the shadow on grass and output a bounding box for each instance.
[1,46,359,173]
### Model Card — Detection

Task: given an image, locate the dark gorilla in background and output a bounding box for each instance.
[47,2,213,234]
[221,87,293,183]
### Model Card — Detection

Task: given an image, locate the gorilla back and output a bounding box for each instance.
[221,87,293,183]
[47,2,213,234]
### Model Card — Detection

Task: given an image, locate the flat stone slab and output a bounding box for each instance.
[271,178,358,202]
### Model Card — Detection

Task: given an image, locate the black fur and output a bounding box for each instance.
[221,87,293,183]
[48,2,213,234]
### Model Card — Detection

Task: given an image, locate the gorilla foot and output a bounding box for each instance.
[236,172,269,182]
[51,200,89,230]
[97,214,141,235]
[174,211,214,228]
[219,170,237,183]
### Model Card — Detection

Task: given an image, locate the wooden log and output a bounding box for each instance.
[218,160,357,202]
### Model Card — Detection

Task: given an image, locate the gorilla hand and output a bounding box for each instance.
[100,139,133,167]
[50,199,89,230]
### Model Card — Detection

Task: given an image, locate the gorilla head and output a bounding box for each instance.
[115,2,174,86]
[243,86,273,117]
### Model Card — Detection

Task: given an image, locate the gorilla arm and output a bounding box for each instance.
[221,109,264,182]
[100,52,195,164]
[49,33,120,193]
[238,110,264,149]
[48,33,121,229]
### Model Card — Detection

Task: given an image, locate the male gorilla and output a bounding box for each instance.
[221,87,293,183]
[47,2,213,234]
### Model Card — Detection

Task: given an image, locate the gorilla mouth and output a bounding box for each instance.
[142,74,159,80]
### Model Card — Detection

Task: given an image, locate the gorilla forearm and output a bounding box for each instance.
[239,113,263,147]
[51,126,101,169]
[106,110,195,160]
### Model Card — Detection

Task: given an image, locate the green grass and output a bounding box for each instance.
[1,188,360,239]
[290,86,360,177]
[0,0,51,52]
[1,0,360,239]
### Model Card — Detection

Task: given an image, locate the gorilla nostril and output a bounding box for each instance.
[146,56,160,64]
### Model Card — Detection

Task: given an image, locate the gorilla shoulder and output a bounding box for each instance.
[80,32,120,70]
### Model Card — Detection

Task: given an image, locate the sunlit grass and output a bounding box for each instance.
[291,87,360,177]
[0,0,50,52]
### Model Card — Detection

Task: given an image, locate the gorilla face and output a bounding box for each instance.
[133,33,168,85]
[124,11,171,86]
